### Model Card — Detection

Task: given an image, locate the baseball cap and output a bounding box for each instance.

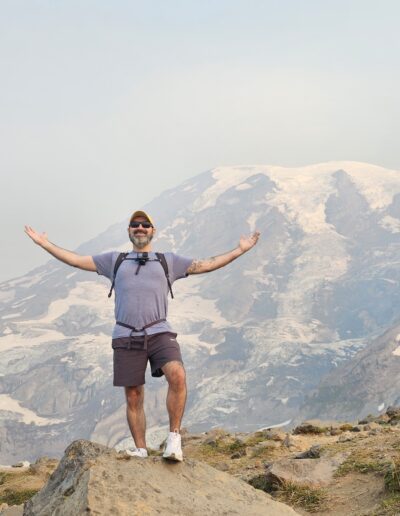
[129,210,155,227]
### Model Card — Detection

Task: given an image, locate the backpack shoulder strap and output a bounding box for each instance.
[108,252,128,298]
[155,252,174,299]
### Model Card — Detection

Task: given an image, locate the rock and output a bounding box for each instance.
[214,462,229,472]
[262,430,286,442]
[204,428,231,440]
[203,438,218,447]
[386,406,400,419]
[28,457,59,478]
[181,433,203,445]
[358,415,378,424]
[231,448,247,459]
[294,444,322,459]
[293,419,342,434]
[337,432,355,442]
[350,425,363,432]
[23,439,299,515]
[11,463,24,468]
[282,434,297,448]
[368,428,382,436]
[264,453,349,487]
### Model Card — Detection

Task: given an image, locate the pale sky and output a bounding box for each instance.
[1,0,399,282]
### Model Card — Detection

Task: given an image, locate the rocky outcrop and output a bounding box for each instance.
[264,452,349,487]
[23,440,299,516]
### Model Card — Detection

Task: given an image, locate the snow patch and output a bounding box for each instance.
[246,212,262,232]
[258,419,292,430]
[380,215,400,233]
[236,183,252,191]
[378,403,385,411]
[0,394,66,426]
[1,313,21,320]
[214,406,237,414]
[192,167,258,212]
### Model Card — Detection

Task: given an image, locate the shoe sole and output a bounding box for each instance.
[163,452,183,462]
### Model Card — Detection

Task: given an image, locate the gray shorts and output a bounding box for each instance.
[112,332,183,387]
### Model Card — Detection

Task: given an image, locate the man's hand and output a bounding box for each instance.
[24,226,49,247]
[239,231,260,253]
[24,225,97,272]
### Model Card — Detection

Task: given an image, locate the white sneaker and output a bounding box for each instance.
[126,447,148,458]
[163,431,183,462]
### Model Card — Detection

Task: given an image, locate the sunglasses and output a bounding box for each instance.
[130,221,153,229]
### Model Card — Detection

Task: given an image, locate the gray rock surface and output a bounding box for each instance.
[265,453,349,487]
[23,439,299,515]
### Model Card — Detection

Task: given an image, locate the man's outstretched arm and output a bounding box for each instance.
[187,231,260,274]
[24,225,97,272]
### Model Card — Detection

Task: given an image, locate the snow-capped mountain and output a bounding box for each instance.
[1,161,400,462]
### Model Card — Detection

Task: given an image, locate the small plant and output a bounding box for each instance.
[0,488,39,505]
[335,458,389,476]
[339,424,354,431]
[251,445,274,458]
[275,481,329,513]
[384,461,400,493]
[0,472,10,486]
[245,434,267,447]
[378,493,400,515]
[227,439,246,452]
[201,437,246,456]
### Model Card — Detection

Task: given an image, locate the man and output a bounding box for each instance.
[24,210,260,461]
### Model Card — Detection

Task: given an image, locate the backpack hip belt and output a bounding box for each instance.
[115,318,167,350]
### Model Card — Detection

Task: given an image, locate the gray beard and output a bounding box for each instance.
[129,233,153,249]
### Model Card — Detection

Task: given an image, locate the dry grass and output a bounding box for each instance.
[0,488,38,505]
[275,481,329,513]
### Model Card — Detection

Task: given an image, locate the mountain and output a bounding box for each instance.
[299,319,400,421]
[1,161,400,463]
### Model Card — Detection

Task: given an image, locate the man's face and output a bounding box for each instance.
[128,216,155,249]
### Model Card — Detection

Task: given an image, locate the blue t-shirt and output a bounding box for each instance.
[92,251,193,339]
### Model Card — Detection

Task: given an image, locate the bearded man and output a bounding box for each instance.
[25,210,260,461]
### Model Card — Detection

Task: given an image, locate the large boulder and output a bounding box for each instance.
[23,440,299,515]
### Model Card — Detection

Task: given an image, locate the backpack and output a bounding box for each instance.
[107,252,174,299]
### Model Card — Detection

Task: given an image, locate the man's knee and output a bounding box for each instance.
[125,385,144,409]
[163,362,186,390]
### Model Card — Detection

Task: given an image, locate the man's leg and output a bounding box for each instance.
[161,361,187,431]
[125,385,146,448]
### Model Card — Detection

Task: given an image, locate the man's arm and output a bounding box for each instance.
[24,226,97,272]
[187,231,260,274]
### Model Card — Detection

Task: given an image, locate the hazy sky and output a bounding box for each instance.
[1,0,399,282]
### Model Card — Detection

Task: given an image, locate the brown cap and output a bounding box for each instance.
[129,210,155,227]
